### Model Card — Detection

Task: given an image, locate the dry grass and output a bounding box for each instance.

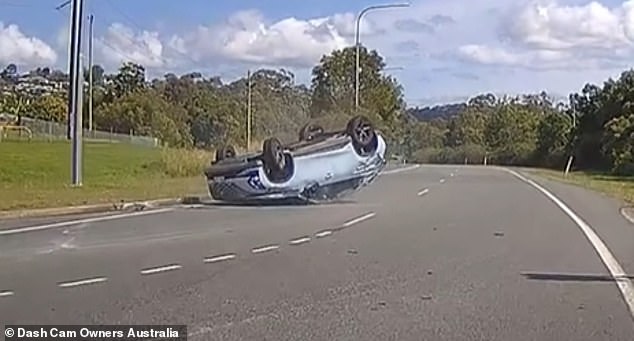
[532,168,634,204]
[160,147,213,177]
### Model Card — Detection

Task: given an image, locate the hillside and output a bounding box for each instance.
[406,103,466,121]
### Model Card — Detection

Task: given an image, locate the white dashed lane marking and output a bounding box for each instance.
[289,237,311,245]
[417,188,429,196]
[382,164,420,175]
[58,277,107,288]
[315,230,333,238]
[342,212,376,227]
[251,245,280,254]
[140,264,182,275]
[204,254,236,263]
[2,211,382,294]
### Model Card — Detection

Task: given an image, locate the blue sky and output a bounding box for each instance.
[1,0,634,106]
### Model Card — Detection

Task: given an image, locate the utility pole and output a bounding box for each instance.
[67,0,85,186]
[88,13,94,133]
[246,70,252,151]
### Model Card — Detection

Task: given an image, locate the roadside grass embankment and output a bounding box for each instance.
[0,139,213,211]
[531,168,634,204]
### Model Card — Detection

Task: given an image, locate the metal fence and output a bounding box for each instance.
[0,114,159,147]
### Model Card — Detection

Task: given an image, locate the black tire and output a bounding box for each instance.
[262,137,287,176]
[346,115,377,155]
[215,144,236,162]
[299,123,324,141]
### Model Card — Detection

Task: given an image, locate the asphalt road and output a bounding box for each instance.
[1,164,634,340]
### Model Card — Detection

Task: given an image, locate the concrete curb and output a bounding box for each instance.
[620,207,634,225]
[0,194,206,220]
[0,163,416,220]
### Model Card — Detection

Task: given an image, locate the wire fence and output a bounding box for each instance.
[0,114,159,147]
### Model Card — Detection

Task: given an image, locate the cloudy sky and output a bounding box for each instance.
[0,0,633,105]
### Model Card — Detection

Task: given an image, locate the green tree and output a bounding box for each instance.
[535,111,573,167]
[106,62,146,100]
[309,45,405,128]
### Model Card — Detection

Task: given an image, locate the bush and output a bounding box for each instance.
[159,147,212,177]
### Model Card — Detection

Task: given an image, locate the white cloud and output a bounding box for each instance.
[503,0,634,50]
[168,10,355,68]
[97,23,168,69]
[459,0,634,70]
[9,0,634,104]
[0,22,57,67]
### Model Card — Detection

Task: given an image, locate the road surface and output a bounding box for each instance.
[1,164,634,340]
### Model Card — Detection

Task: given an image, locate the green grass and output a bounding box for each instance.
[0,140,212,211]
[531,168,634,204]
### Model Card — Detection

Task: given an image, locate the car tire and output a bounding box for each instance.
[215,144,236,162]
[262,137,289,181]
[346,115,377,156]
[299,123,324,141]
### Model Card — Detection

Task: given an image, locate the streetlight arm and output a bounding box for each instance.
[354,3,410,46]
[354,3,410,111]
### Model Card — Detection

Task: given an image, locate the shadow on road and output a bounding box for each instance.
[184,198,359,208]
[521,271,634,282]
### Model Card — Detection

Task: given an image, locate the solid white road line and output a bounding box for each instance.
[342,212,376,227]
[315,230,333,238]
[204,254,236,263]
[251,245,280,254]
[506,168,634,320]
[0,208,174,236]
[417,188,429,196]
[620,207,634,225]
[289,237,311,245]
[58,277,107,288]
[140,264,182,275]
[382,164,420,175]
[0,290,14,297]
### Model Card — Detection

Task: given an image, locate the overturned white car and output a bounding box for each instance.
[204,115,387,203]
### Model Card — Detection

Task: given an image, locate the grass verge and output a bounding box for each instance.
[0,140,212,211]
[531,168,634,204]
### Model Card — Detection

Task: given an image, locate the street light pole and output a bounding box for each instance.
[354,3,409,111]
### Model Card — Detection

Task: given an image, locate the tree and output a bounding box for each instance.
[309,45,405,128]
[485,104,540,165]
[106,62,146,100]
[30,94,67,122]
[0,92,32,125]
[97,87,191,147]
[1,63,18,80]
[535,111,573,167]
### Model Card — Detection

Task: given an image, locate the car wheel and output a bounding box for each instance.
[215,144,236,162]
[346,115,377,155]
[262,137,288,179]
[299,123,324,141]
